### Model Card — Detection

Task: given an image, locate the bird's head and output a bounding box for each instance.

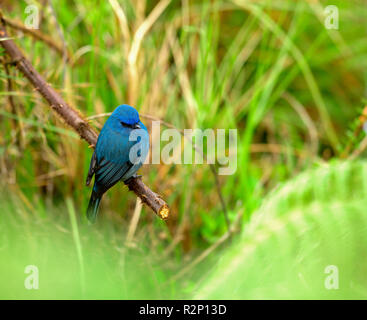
[111,104,141,129]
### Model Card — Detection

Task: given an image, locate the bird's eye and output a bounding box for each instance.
[120,122,140,129]
[120,122,134,129]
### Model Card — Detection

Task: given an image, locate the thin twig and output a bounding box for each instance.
[1,14,70,60]
[88,112,178,131]
[349,135,367,160]
[282,92,319,156]
[209,164,230,233]
[0,15,169,220]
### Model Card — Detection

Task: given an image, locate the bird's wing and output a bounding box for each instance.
[86,151,97,186]
[94,158,133,193]
[93,129,136,193]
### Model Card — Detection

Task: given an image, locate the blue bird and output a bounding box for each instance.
[86,104,149,223]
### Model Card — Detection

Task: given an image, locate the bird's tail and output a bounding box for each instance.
[87,190,102,223]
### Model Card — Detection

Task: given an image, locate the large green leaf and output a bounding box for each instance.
[196,161,367,299]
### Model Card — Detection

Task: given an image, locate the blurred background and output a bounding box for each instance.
[1,0,367,299]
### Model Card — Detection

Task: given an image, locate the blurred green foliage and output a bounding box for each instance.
[197,161,367,299]
[2,161,367,299]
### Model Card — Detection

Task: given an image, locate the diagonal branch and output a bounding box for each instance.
[0,14,169,220]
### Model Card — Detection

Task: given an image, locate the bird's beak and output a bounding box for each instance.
[134,123,141,129]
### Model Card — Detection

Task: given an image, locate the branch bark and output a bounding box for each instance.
[0,15,169,220]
